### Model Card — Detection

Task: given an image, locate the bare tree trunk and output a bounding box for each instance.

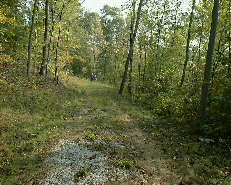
[39,0,50,76]
[171,1,181,47]
[128,0,136,95]
[180,0,195,87]
[27,0,39,76]
[229,0,231,74]
[143,45,147,83]
[119,0,144,95]
[54,28,61,83]
[199,0,220,130]
[191,34,203,95]
[128,58,133,94]
[54,2,65,83]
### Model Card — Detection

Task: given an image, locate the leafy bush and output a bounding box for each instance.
[207,84,231,138]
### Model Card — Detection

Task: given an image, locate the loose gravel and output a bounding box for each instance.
[42,139,147,185]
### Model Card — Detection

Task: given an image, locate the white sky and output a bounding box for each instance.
[82,0,126,13]
[82,0,190,14]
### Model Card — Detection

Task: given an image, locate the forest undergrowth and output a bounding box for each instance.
[1,62,231,184]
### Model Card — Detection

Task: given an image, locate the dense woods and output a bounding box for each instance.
[1,0,231,184]
[1,0,231,141]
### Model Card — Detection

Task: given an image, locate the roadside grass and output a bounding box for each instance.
[0,66,84,184]
[1,63,231,184]
[0,66,141,184]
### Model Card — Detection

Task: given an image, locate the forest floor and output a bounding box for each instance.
[1,63,231,184]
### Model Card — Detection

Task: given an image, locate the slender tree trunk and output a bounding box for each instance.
[39,0,50,76]
[180,0,195,87]
[128,58,133,94]
[229,30,231,73]
[114,54,118,83]
[143,46,147,83]
[119,0,144,95]
[199,0,220,129]
[128,0,136,95]
[191,34,203,95]
[171,8,178,47]
[27,0,39,76]
[103,57,107,82]
[54,2,65,83]
[55,27,61,83]
[229,0,231,74]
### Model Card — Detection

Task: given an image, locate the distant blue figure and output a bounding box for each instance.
[91,73,94,81]
[91,73,97,81]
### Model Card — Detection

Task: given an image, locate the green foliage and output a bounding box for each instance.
[1,60,231,184]
[206,81,231,138]
[1,0,231,184]
[0,0,29,59]
[84,132,97,141]
[116,160,132,169]
[74,168,89,178]
[0,62,83,184]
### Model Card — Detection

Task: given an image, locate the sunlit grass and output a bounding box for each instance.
[1,70,230,184]
[1,73,84,184]
[0,71,132,184]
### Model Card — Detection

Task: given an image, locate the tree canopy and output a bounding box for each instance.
[1,0,230,137]
[1,0,231,184]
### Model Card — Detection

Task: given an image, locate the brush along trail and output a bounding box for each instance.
[40,76,230,185]
[41,76,181,185]
[1,70,230,185]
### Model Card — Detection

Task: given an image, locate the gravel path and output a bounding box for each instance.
[42,139,147,185]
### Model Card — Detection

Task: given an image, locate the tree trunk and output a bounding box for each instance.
[39,0,50,76]
[119,0,144,95]
[27,0,39,76]
[55,28,61,83]
[199,0,220,129]
[128,58,133,94]
[229,0,231,74]
[128,0,136,95]
[180,0,195,87]
[54,2,65,83]
[143,45,147,83]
